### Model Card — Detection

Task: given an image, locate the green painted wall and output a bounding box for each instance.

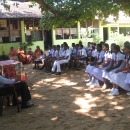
[20,21,26,42]
[0,41,44,56]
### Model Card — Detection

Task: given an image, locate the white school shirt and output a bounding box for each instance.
[0,75,15,87]
[92,49,97,57]
[62,49,71,61]
[71,47,76,55]
[39,54,46,60]
[51,50,57,57]
[55,50,62,58]
[113,52,125,65]
[95,50,104,63]
[104,51,112,63]
[48,49,53,56]
[79,48,87,57]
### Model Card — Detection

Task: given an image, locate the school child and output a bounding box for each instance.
[90,43,112,88]
[71,43,76,56]
[43,45,56,72]
[109,43,130,95]
[49,44,70,75]
[74,44,87,69]
[33,51,46,69]
[126,65,130,95]
[102,45,125,95]
[85,44,104,85]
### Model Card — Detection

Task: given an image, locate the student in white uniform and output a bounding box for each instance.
[43,45,56,72]
[50,44,70,75]
[71,43,76,56]
[74,45,87,69]
[85,44,104,86]
[110,43,130,95]
[90,43,112,88]
[126,63,130,95]
[102,45,125,95]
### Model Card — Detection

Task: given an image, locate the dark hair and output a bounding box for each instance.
[93,43,96,46]
[124,43,130,49]
[92,46,95,50]
[79,45,83,48]
[79,41,82,45]
[113,45,120,52]
[111,43,116,47]
[57,45,60,48]
[76,44,79,47]
[63,42,67,46]
[103,43,109,50]
[124,41,130,46]
[72,43,75,45]
[97,43,102,49]
[100,41,105,45]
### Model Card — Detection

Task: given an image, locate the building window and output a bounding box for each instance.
[24,18,43,42]
[55,24,78,40]
[80,20,99,38]
[119,27,130,36]
[0,19,21,43]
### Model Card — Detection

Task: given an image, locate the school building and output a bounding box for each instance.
[0,1,130,56]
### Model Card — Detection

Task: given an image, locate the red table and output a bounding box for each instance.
[0,60,27,81]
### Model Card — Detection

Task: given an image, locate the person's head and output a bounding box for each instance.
[75,44,79,49]
[123,43,130,55]
[102,43,109,52]
[88,42,91,46]
[113,45,120,54]
[111,43,116,52]
[72,43,75,47]
[79,41,82,45]
[93,43,96,47]
[124,41,130,47]
[53,45,56,50]
[57,45,60,50]
[28,48,32,51]
[18,46,22,50]
[97,44,102,52]
[79,45,83,50]
[100,41,105,45]
[63,44,68,50]
[61,44,63,48]
[63,42,67,46]
[10,47,14,51]
[36,46,40,50]
[92,46,95,50]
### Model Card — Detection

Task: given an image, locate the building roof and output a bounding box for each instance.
[0,2,42,18]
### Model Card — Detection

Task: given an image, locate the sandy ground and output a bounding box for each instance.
[1,64,130,130]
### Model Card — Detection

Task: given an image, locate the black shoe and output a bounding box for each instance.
[21,102,34,109]
[56,72,61,75]
[49,71,55,75]
[33,67,36,69]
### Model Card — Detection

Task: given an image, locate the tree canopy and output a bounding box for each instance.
[1,0,130,30]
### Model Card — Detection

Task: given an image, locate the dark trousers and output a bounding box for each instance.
[34,60,42,68]
[0,81,31,106]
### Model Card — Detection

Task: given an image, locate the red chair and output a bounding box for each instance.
[0,84,20,117]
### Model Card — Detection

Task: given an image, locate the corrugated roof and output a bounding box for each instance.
[0,1,42,18]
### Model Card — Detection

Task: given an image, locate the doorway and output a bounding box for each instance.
[103,27,108,42]
[43,30,52,50]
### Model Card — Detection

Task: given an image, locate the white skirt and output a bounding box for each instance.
[111,72,130,91]
[125,73,130,84]
[85,65,94,75]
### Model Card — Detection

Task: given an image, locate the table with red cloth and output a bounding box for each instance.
[0,60,27,81]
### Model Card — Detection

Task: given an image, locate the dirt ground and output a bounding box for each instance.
[1,64,130,130]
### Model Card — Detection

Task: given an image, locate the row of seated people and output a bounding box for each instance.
[33,43,87,75]
[85,41,130,96]
[9,46,44,64]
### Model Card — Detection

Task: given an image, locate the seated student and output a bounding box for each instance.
[71,43,76,56]
[110,43,130,96]
[102,45,125,95]
[90,43,111,88]
[34,46,43,60]
[33,51,46,69]
[9,47,18,61]
[74,44,87,69]
[17,46,28,64]
[0,76,34,109]
[49,44,70,75]
[26,48,34,63]
[85,44,104,86]
[43,45,56,72]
